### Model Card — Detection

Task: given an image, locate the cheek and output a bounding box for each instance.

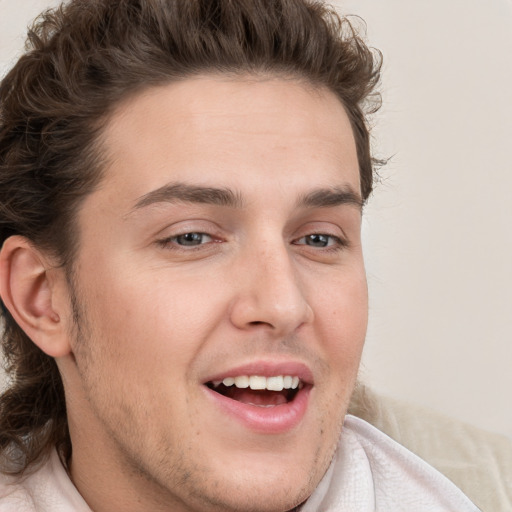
[315,270,368,364]
[79,267,227,373]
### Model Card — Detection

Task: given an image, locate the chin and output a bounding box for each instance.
[188,479,312,512]
[181,442,335,512]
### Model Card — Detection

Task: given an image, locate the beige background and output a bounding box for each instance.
[1,0,511,439]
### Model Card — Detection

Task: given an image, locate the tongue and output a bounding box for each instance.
[226,387,288,406]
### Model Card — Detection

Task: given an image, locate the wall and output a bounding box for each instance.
[1,0,511,438]
[336,0,512,438]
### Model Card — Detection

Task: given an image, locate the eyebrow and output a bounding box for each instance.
[296,186,363,211]
[130,182,363,214]
[131,182,244,211]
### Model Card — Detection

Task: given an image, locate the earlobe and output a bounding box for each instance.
[0,235,71,358]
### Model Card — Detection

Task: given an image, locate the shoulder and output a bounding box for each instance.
[349,384,512,512]
[344,415,481,510]
[302,414,481,512]
[0,465,42,512]
[345,415,478,512]
[0,451,91,512]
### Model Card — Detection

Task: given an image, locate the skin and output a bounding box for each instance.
[2,76,368,511]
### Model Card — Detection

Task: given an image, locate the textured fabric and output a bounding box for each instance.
[301,415,480,511]
[348,384,512,512]
[0,450,90,512]
[0,415,480,511]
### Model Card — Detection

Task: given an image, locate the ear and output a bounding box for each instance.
[0,235,72,358]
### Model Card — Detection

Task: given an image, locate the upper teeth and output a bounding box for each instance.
[213,375,301,391]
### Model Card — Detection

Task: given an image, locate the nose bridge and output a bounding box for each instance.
[230,236,313,333]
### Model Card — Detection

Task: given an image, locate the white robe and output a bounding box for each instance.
[0,415,480,511]
[301,415,481,511]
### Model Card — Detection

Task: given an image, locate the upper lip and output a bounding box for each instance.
[203,360,314,386]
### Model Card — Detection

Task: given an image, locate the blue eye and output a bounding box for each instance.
[173,233,212,246]
[306,234,330,247]
[156,232,213,249]
[296,234,340,248]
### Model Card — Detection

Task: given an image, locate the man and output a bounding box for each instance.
[0,1,480,511]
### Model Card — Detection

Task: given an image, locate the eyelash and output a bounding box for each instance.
[156,232,215,250]
[156,231,348,252]
[293,233,348,252]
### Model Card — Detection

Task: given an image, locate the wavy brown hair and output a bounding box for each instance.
[0,0,382,474]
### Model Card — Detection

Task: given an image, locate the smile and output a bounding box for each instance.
[207,375,303,407]
[203,364,313,433]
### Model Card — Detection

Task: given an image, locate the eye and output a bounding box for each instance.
[294,234,342,248]
[174,232,212,246]
[159,232,213,248]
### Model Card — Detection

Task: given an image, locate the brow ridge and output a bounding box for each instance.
[131,182,362,214]
[132,182,244,211]
[297,186,363,210]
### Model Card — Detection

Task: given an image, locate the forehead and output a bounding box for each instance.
[97,75,359,207]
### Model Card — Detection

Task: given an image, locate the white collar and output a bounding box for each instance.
[301,415,481,511]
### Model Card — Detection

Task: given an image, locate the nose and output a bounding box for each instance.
[229,242,314,336]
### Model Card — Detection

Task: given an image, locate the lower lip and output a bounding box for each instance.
[203,385,311,434]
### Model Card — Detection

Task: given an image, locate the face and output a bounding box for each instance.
[60,76,368,512]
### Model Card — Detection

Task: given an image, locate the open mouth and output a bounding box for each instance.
[206,375,304,407]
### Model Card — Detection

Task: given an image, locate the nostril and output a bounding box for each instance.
[228,278,313,333]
